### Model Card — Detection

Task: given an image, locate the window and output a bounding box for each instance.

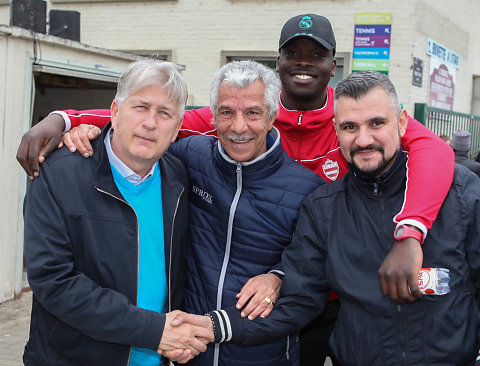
[221,51,278,70]
[330,52,350,88]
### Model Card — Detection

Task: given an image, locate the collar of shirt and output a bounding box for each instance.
[104,128,157,186]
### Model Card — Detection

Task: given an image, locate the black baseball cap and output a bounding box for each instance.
[279,14,336,52]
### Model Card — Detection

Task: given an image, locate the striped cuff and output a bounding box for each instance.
[207,310,232,343]
[49,110,70,133]
[268,270,285,279]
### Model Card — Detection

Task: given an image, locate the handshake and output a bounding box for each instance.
[157,273,281,363]
[157,311,215,364]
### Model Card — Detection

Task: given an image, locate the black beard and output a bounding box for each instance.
[350,145,397,178]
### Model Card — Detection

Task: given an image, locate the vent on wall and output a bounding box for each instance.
[49,10,81,42]
[10,0,47,34]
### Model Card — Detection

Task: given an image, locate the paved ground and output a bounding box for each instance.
[0,290,31,366]
[0,290,332,366]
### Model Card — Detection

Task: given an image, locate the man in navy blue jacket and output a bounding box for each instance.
[172,71,480,365]
[164,60,324,366]
[23,60,213,366]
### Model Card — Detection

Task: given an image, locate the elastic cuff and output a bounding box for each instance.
[395,219,427,240]
[268,270,285,280]
[207,310,232,343]
[49,110,70,133]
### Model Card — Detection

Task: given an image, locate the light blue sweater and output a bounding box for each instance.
[111,163,167,366]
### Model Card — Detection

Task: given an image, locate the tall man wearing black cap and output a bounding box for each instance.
[17,13,454,366]
[260,14,454,366]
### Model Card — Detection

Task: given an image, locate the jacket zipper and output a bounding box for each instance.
[376,182,391,254]
[296,113,303,162]
[96,187,139,366]
[168,187,184,312]
[377,182,408,364]
[397,305,408,365]
[285,335,290,360]
[213,163,243,366]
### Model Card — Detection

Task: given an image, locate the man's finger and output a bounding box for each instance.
[176,354,195,364]
[246,300,270,320]
[241,295,264,318]
[194,324,215,343]
[259,305,273,318]
[88,126,102,139]
[16,139,35,178]
[63,133,76,153]
[70,129,87,156]
[378,271,389,296]
[407,274,423,299]
[185,333,208,354]
[236,288,255,309]
[396,280,416,302]
[27,142,43,178]
[39,136,62,161]
[387,282,404,303]
[172,313,209,328]
[74,127,94,157]
[159,348,187,359]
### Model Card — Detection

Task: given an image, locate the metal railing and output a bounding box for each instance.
[414,103,480,158]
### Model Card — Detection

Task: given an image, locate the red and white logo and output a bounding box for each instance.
[322,159,339,181]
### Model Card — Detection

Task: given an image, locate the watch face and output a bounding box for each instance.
[395,227,404,238]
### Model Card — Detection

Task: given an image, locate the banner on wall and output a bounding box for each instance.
[428,56,456,111]
[352,13,392,75]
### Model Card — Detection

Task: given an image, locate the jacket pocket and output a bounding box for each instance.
[422,286,479,365]
[330,303,385,366]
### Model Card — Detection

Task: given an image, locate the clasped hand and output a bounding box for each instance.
[158,310,214,364]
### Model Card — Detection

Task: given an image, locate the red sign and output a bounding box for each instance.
[428,63,454,111]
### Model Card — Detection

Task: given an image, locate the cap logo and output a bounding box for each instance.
[298,16,313,29]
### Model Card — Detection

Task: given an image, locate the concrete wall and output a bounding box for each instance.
[409,0,480,114]
[0,26,137,302]
[0,0,9,26]
[1,0,479,301]
[1,0,479,114]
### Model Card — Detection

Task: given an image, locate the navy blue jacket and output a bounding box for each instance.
[23,125,189,366]
[455,150,480,178]
[169,128,324,366]
[211,153,480,366]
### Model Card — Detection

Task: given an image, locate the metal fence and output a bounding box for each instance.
[414,103,480,159]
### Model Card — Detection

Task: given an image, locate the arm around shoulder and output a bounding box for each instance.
[397,116,454,233]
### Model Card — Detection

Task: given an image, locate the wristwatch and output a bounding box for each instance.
[394,224,424,244]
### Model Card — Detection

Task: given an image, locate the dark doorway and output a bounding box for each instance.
[32,72,117,126]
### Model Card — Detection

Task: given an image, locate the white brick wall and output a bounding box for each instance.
[0,4,9,25]
[2,0,479,113]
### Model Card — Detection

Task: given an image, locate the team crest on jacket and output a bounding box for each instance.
[322,159,339,181]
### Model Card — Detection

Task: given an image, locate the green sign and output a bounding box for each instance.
[355,13,392,24]
[352,59,389,73]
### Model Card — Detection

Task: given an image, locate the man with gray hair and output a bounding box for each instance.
[174,71,480,365]
[164,60,323,366]
[23,59,213,366]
